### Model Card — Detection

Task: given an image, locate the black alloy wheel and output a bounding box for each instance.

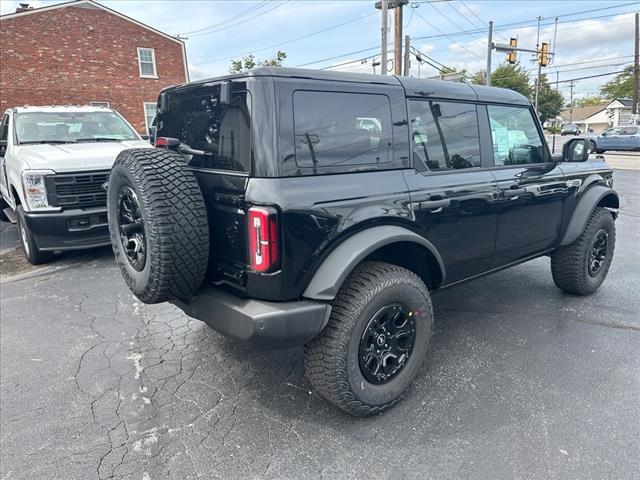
[359,303,416,384]
[117,186,146,271]
[588,229,608,277]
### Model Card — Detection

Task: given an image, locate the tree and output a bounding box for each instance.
[468,69,486,85]
[535,74,564,123]
[600,65,635,99]
[229,50,287,73]
[490,62,532,97]
[574,96,606,107]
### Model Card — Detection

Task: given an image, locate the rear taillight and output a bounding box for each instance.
[248,206,279,273]
[155,136,180,148]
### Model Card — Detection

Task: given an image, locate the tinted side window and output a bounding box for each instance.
[487,105,547,166]
[409,100,480,171]
[293,91,392,169]
[159,86,251,173]
[621,126,638,135]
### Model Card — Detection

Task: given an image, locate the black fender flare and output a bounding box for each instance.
[559,185,619,247]
[302,225,446,301]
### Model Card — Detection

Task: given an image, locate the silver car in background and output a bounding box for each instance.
[589,125,640,154]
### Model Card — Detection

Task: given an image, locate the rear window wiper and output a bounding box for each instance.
[75,137,122,142]
[19,140,76,145]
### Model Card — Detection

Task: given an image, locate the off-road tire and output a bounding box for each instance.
[304,261,433,417]
[16,206,54,265]
[551,207,615,295]
[107,148,209,304]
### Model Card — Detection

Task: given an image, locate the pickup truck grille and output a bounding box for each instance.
[46,171,109,209]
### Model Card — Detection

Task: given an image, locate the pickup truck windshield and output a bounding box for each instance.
[15,111,138,144]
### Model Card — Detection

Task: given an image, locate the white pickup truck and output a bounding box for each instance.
[0,105,152,264]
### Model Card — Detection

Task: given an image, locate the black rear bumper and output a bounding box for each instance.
[170,284,332,348]
[23,208,110,251]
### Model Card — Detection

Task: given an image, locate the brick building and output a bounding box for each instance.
[0,0,188,134]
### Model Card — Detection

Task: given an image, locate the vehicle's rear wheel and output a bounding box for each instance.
[551,207,615,295]
[107,148,209,304]
[16,206,54,265]
[304,261,433,416]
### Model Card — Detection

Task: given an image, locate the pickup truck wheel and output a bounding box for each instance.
[107,148,209,304]
[16,206,54,265]
[551,207,615,295]
[304,261,433,416]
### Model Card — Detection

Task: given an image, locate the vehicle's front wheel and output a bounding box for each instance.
[551,207,615,295]
[304,261,433,416]
[595,149,605,154]
[16,206,54,265]
[588,141,597,153]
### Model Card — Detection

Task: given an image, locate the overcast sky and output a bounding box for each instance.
[2,0,638,100]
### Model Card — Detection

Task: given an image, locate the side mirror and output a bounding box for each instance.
[562,138,589,162]
[0,139,7,157]
[220,81,231,105]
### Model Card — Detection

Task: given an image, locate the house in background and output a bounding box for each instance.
[559,104,609,133]
[556,98,638,133]
[0,0,188,134]
[605,98,635,127]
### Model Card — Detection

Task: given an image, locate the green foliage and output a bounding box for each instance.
[468,69,486,85]
[536,74,565,123]
[574,96,606,107]
[229,50,287,73]
[490,63,533,97]
[600,65,635,99]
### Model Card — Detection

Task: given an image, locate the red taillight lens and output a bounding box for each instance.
[155,136,180,148]
[248,206,279,273]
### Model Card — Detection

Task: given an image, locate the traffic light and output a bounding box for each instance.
[506,37,517,64]
[539,42,550,66]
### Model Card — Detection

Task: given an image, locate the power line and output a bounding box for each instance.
[555,70,626,84]
[426,1,485,42]
[412,5,639,41]
[293,4,637,72]
[178,0,270,36]
[412,8,484,60]
[189,1,291,38]
[193,12,377,66]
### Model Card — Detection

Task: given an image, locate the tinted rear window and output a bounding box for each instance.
[293,91,393,169]
[158,85,251,173]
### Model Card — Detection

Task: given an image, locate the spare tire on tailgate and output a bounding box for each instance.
[107,148,209,304]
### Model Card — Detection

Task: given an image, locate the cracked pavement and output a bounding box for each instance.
[1,170,639,480]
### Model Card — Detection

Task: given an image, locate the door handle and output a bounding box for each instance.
[421,198,451,210]
[503,188,526,198]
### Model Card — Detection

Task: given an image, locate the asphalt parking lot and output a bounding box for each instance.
[1,167,639,480]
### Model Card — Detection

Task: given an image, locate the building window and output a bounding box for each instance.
[89,101,110,108]
[137,48,157,78]
[143,102,158,134]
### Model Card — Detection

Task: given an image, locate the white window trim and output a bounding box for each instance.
[89,101,110,107]
[143,102,157,134]
[137,47,158,79]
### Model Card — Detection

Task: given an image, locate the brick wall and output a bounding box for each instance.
[0,4,187,133]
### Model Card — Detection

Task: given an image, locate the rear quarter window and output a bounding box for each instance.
[292,91,393,171]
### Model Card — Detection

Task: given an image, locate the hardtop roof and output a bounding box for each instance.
[163,67,531,106]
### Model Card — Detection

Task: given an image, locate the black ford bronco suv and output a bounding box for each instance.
[107,67,618,416]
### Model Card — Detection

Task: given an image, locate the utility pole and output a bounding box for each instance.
[569,80,576,123]
[403,35,411,76]
[380,0,388,75]
[486,20,493,86]
[534,15,543,114]
[633,12,639,118]
[394,4,403,75]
